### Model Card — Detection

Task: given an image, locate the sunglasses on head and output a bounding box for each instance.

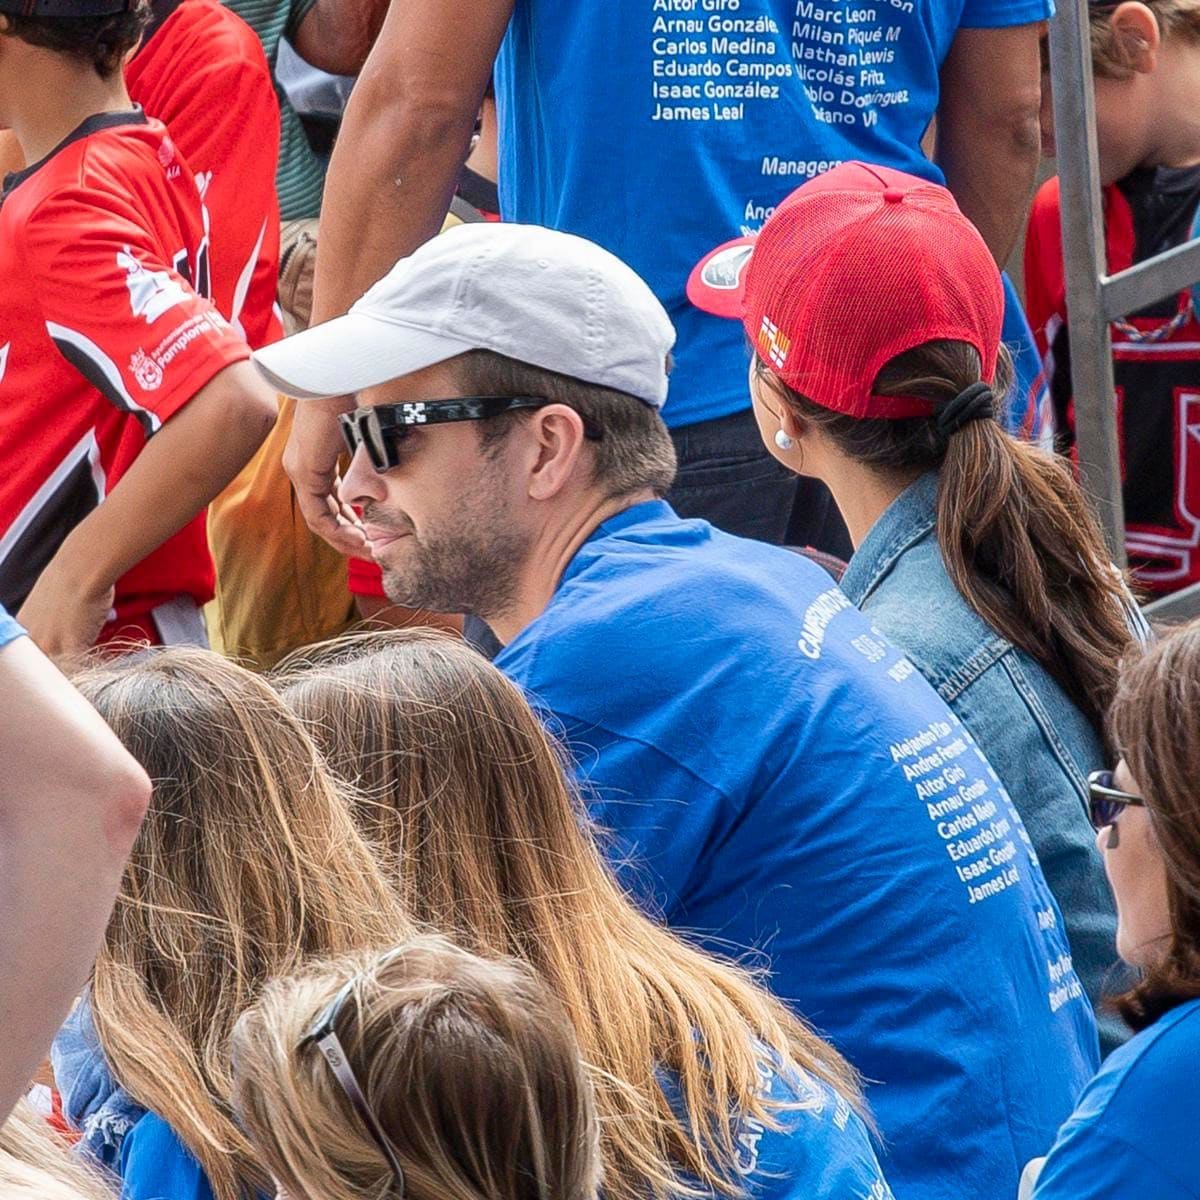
[300,957,407,1196]
[1087,770,1146,847]
[339,395,603,472]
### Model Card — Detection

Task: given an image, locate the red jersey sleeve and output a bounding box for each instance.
[1023,176,1066,359]
[188,57,281,349]
[16,183,250,435]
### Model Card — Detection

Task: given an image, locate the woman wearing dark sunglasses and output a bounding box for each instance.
[1029,620,1200,1199]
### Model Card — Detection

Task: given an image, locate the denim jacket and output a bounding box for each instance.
[53,998,218,1200]
[840,472,1126,1055]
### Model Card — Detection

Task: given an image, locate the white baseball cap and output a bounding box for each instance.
[253,222,676,409]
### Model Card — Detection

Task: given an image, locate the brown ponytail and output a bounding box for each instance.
[764,339,1136,738]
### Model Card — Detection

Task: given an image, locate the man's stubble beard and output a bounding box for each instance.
[378,518,532,620]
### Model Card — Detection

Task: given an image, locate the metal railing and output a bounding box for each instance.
[1047,0,1200,621]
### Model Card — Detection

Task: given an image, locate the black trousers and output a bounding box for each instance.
[668,407,852,557]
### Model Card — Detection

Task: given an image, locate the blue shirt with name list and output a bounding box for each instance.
[494,0,1054,436]
[496,501,1097,1200]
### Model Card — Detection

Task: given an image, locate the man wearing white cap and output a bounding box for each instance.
[255,222,1098,1200]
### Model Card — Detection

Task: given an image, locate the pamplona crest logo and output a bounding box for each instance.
[130,348,163,392]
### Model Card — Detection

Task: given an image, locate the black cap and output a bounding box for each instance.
[0,0,135,16]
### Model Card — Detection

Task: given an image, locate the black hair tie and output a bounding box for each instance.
[936,382,995,437]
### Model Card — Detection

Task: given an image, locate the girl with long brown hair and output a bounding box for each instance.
[689,160,1142,1054]
[230,934,602,1200]
[51,646,410,1200]
[1024,619,1200,1198]
[275,630,894,1200]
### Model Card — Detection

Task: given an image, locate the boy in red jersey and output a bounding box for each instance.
[0,0,276,661]
[126,0,282,351]
[1026,0,1200,596]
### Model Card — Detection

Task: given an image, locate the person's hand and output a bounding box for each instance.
[16,562,114,666]
[283,397,368,556]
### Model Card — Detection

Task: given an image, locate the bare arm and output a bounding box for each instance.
[935,23,1045,265]
[285,0,513,552]
[18,362,277,661]
[291,0,389,77]
[0,633,150,1120]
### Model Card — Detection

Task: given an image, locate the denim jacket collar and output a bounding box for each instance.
[840,471,939,607]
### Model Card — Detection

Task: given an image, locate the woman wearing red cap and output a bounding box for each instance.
[690,160,1145,1056]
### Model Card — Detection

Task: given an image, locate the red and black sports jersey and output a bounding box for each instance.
[1025,168,1200,596]
[127,0,283,350]
[0,111,250,626]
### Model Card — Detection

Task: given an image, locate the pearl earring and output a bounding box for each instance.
[774,429,795,452]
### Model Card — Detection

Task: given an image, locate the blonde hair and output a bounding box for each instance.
[0,1101,114,1200]
[230,935,603,1200]
[276,631,863,1200]
[73,647,412,1200]
[1090,0,1200,78]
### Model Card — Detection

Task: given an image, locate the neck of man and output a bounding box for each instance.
[484,487,658,645]
[7,58,135,168]
[1144,44,1200,170]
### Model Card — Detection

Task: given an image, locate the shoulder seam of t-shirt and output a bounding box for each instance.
[1075,1125,1200,1198]
[536,704,736,807]
[1083,1002,1200,1117]
[4,108,149,199]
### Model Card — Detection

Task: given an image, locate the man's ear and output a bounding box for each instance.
[526,404,588,501]
[1109,2,1162,73]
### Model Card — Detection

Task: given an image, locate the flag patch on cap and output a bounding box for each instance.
[758,315,791,369]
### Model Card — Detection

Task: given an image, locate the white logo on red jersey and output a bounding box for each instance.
[118,247,190,324]
[157,135,181,181]
[130,349,163,392]
[0,343,8,385]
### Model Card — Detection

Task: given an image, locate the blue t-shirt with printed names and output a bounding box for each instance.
[494,0,1053,434]
[0,605,23,650]
[496,501,1098,1200]
[1033,998,1200,1200]
[663,1057,895,1200]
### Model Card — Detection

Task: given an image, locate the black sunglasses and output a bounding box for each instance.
[1087,770,1146,847]
[300,962,406,1195]
[339,395,602,472]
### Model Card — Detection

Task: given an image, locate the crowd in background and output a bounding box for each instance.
[2,1,1200,1199]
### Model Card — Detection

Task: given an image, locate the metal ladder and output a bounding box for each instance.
[1047,0,1200,620]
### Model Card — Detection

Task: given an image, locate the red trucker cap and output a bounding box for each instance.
[687,162,1004,419]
